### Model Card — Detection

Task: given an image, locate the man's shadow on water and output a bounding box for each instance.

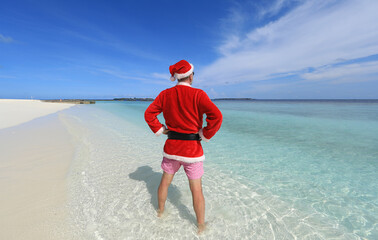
[129,166,196,224]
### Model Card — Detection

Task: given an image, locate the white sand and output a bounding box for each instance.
[0,100,76,239]
[0,99,74,130]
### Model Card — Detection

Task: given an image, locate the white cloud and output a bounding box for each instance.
[0,34,13,43]
[258,0,292,19]
[98,68,171,86]
[301,61,378,83]
[151,72,170,80]
[218,35,241,56]
[61,27,162,61]
[200,0,378,86]
[99,69,149,81]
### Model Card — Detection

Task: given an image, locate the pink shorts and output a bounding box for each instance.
[161,157,204,180]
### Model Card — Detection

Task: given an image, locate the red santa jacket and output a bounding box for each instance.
[144,82,223,163]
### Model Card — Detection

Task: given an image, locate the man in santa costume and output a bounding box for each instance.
[144,60,222,233]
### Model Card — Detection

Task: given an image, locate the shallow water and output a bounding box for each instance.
[60,100,378,239]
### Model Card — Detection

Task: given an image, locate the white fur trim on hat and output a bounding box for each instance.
[174,64,194,80]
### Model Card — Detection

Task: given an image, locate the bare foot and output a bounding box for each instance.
[197,223,207,234]
[157,209,163,218]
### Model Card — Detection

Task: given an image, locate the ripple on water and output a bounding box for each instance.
[60,105,367,239]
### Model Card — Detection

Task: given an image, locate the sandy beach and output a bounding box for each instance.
[0,99,74,130]
[0,99,75,239]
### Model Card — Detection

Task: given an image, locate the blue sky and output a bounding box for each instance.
[1,0,378,99]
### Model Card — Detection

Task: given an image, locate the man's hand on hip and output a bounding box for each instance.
[163,129,170,135]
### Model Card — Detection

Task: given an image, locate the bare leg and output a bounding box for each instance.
[189,178,206,233]
[157,172,175,217]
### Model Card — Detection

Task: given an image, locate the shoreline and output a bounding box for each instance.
[0,100,76,239]
[51,101,362,239]
[0,100,374,238]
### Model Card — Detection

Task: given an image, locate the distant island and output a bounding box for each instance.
[212,98,254,101]
[42,99,96,104]
[42,97,154,104]
[42,97,254,104]
[113,97,154,101]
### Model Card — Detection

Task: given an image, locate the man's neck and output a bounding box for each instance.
[177,81,191,87]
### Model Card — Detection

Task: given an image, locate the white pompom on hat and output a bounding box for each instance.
[169,60,194,81]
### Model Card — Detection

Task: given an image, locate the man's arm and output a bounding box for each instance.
[144,92,167,136]
[198,92,223,142]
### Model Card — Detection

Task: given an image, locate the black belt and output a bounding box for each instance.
[167,131,201,141]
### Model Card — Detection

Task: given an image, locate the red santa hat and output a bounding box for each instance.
[169,60,194,81]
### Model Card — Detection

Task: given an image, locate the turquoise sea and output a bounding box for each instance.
[60,100,378,239]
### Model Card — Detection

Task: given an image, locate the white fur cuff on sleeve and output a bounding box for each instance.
[155,125,166,136]
[199,128,210,142]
